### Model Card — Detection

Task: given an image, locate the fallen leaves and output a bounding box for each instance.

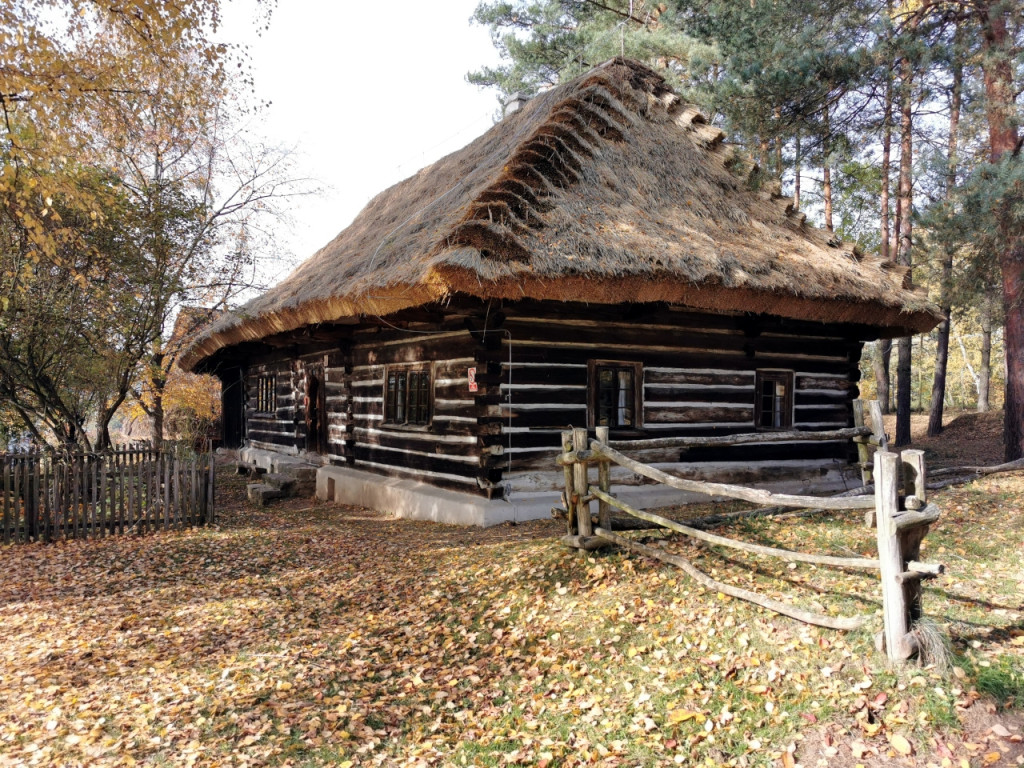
[888,732,914,756]
[0,464,1021,766]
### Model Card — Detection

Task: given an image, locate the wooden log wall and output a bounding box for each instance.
[333,326,501,496]
[489,304,862,496]
[235,298,869,501]
[244,360,300,453]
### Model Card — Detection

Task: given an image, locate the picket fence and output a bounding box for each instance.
[0,449,215,544]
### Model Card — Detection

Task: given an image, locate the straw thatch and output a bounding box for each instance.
[181,58,939,371]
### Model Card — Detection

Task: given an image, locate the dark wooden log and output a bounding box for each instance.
[591,442,875,510]
[561,534,615,551]
[645,370,753,387]
[643,406,754,424]
[606,426,869,451]
[643,387,755,404]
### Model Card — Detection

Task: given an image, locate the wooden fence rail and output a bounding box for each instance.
[0,449,215,545]
[557,401,944,662]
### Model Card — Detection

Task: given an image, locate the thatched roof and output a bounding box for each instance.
[182,58,939,371]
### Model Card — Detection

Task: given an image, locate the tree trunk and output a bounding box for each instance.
[149,350,167,446]
[773,107,783,182]
[870,341,889,412]
[822,106,833,232]
[877,340,892,414]
[152,390,165,446]
[927,27,962,437]
[894,51,915,447]
[928,314,952,433]
[978,2,1023,460]
[793,131,801,209]
[979,301,993,413]
[876,79,893,416]
[881,73,893,262]
[97,421,113,451]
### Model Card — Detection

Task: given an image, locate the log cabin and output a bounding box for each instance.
[180,58,940,526]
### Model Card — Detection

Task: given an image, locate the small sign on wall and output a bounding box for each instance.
[467,367,478,393]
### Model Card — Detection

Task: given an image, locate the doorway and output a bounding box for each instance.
[305,365,329,454]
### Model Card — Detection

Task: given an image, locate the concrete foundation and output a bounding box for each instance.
[238,445,859,528]
[239,446,320,476]
[314,465,857,528]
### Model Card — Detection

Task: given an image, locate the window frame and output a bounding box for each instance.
[383,364,433,428]
[255,375,277,414]
[754,369,794,431]
[587,360,643,431]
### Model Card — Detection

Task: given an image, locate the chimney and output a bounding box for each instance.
[502,92,530,117]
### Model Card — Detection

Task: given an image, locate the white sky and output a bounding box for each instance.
[221,0,504,280]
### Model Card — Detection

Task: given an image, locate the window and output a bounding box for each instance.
[755,370,793,430]
[589,361,642,429]
[385,367,432,426]
[255,375,276,413]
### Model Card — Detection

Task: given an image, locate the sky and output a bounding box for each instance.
[220,0,505,280]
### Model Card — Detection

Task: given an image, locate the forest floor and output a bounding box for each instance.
[0,411,1022,767]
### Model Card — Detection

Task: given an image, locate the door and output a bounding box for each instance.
[305,364,329,454]
[221,367,245,448]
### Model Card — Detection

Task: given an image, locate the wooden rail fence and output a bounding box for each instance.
[556,402,943,662]
[0,449,215,545]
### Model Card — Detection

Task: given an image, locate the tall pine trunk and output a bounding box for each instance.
[793,132,801,209]
[822,106,833,232]
[876,74,894,414]
[927,26,962,437]
[894,49,915,446]
[877,340,892,413]
[979,299,993,413]
[773,106,783,182]
[978,2,1023,460]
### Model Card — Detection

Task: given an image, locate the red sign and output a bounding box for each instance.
[467,367,478,393]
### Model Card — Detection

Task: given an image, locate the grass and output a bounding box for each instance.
[0,464,1021,766]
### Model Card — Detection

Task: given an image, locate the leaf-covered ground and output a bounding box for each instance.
[1,429,1022,767]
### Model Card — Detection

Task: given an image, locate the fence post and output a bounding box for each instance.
[868,399,888,450]
[573,427,593,537]
[875,450,909,660]
[207,452,216,525]
[902,449,926,510]
[595,426,611,531]
[41,453,50,543]
[561,430,576,535]
[28,453,39,541]
[863,400,889,528]
[898,449,929,629]
[875,449,939,661]
[3,458,10,545]
[852,400,873,487]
